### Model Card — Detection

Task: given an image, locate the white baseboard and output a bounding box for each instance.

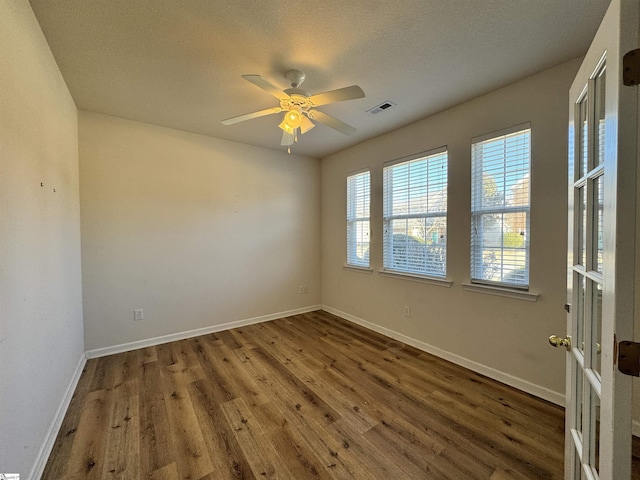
[321,305,565,407]
[29,352,87,480]
[634,420,640,438]
[85,305,322,359]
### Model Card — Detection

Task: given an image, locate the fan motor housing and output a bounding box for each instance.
[282,89,312,111]
[285,69,306,88]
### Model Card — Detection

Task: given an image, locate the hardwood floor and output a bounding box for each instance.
[42,310,636,479]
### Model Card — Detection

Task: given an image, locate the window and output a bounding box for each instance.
[383,148,448,277]
[346,170,371,267]
[471,124,531,288]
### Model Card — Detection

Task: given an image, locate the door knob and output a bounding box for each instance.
[549,335,572,351]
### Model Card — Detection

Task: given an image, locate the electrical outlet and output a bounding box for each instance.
[298,285,308,294]
[403,305,411,317]
[134,308,144,321]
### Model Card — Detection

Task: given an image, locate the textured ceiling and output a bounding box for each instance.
[29,0,610,158]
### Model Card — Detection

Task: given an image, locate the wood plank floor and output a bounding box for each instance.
[42,310,637,479]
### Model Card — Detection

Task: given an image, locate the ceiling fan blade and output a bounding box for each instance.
[309,85,365,107]
[242,74,290,100]
[307,109,357,136]
[281,130,295,146]
[221,106,283,125]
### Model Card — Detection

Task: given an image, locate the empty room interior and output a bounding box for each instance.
[2,0,640,478]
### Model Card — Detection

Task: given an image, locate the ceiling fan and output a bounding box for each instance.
[221,70,365,151]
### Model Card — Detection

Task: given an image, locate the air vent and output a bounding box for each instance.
[366,101,396,115]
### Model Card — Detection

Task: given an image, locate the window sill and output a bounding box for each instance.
[378,270,452,287]
[461,282,539,302]
[343,265,374,273]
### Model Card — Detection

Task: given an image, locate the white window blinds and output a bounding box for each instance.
[383,149,448,277]
[471,125,531,287]
[346,170,370,267]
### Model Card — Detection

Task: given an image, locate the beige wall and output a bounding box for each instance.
[79,111,320,351]
[321,59,581,403]
[0,0,84,477]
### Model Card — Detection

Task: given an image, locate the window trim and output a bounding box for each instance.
[471,122,531,145]
[343,264,374,273]
[461,282,539,301]
[346,169,371,268]
[382,146,448,278]
[470,123,531,289]
[383,146,448,168]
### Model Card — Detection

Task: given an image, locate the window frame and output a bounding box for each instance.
[382,147,448,279]
[346,169,371,268]
[470,123,531,289]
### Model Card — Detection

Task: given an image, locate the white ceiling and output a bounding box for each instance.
[29,0,610,159]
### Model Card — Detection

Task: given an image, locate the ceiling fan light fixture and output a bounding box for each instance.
[285,109,302,128]
[279,107,304,136]
[278,117,295,134]
[300,114,315,134]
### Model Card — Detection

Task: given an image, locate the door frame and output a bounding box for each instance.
[565,0,638,478]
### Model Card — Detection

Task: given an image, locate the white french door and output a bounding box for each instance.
[563,0,638,478]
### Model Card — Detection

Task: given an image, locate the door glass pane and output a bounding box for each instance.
[593,175,604,273]
[578,95,589,178]
[591,282,603,376]
[577,186,586,266]
[576,274,586,353]
[579,382,601,479]
[574,361,584,438]
[594,68,606,167]
[589,385,601,475]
